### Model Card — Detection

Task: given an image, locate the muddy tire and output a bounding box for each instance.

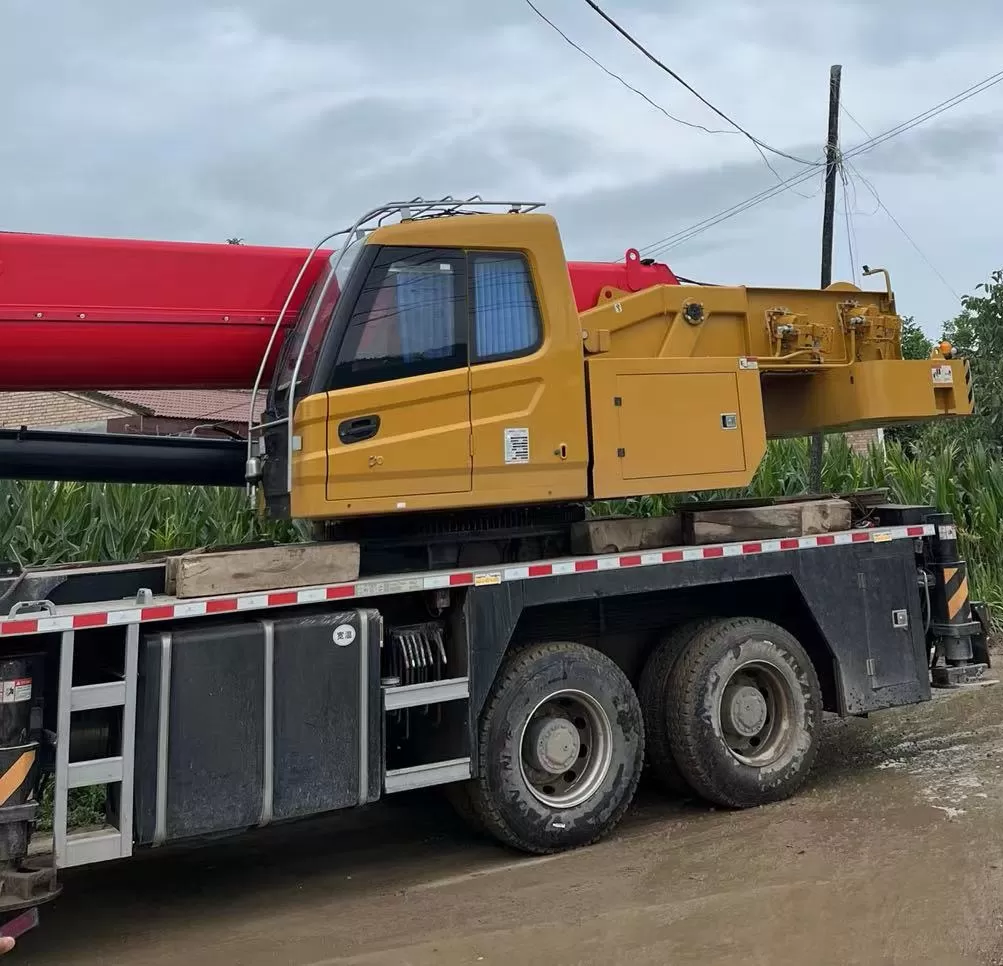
[666,617,822,809]
[637,620,715,796]
[466,642,644,854]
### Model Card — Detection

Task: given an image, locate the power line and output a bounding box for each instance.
[839,105,882,215]
[523,0,822,193]
[639,166,823,257]
[839,164,859,284]
[520,0,733,136]
[582,0,818,168]
[841,70,1003,160]
[638,68,1003,259]
[840,103,871,140]
[646,68,1003,255]
[839,103,961,300]
[842,157,961,301]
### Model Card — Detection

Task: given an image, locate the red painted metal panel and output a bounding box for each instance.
[566,248,678,311]
[0,233,677,392]
[0,232,331,390]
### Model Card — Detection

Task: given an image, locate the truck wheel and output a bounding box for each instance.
[467,642,643,854]
[666,617,822,809]
[637,620,714,796]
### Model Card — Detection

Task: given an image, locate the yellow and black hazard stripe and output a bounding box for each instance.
[0,748,35,808]
[941,565,971,623]
[964,358,975,414]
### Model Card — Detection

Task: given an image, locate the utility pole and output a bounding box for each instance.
[809,64,842,493]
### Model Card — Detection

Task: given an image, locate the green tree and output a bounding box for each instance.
[900,316,933,360]
[942,269,1003,452]
[884,316,935,449]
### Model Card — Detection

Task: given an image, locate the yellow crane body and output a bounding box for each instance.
[273,210,971,523]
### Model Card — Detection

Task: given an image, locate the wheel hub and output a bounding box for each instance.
[519,689,614,809]
[526,716,581,774]
[715,656,798,768]
[725,684,768,737]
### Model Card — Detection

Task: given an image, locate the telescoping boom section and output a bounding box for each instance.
[250,198,973,524]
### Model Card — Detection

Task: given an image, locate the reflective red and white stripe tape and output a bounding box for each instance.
[0,524,933,638]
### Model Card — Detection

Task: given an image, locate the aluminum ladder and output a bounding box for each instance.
[53,624,138,868]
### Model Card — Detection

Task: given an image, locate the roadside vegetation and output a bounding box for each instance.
[0,480,299,566]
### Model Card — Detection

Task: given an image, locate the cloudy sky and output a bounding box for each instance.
[3,0,1001,335]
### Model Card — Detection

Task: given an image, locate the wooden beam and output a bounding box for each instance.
[166,542,360,599]
[572,515,682,555]
[682,499,851,546]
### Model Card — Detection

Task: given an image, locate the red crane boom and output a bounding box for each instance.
[0,232,679,391]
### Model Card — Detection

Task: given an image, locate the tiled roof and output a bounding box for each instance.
[0,391,138,429]
[0,390,263,429]
[87,390,264,422]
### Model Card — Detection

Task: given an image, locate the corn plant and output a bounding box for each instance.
[588,435,1003,620]
[5,431,1003,623]
[0,481,300,567]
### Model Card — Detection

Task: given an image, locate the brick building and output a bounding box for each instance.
[845,428,884,455]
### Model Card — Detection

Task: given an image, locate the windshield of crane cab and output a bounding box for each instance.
[273,233,366,395]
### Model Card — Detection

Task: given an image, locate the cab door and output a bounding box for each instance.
[324,247,472,506]
[468,250,589,506]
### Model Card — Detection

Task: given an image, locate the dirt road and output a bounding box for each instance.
[17,681,1003,966]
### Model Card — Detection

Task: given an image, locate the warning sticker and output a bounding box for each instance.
[504,428,530,465]
[932,365,954,386]
[0,678,31,704]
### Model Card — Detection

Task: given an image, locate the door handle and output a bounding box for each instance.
[338,415,381,444]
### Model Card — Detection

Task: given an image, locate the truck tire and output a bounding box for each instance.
[637,620,715,796]
[467,641,644,854]
[444,782,485,836]
[666,617,822,809]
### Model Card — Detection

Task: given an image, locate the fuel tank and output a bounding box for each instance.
[0,231,677,391]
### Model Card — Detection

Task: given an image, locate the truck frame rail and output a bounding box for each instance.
[0,522,932,637]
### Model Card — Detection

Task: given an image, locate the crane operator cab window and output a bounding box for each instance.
[329,247,542,389]
[469,252,542,362]
[331,248,466,389]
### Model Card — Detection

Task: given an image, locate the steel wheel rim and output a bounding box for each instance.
[519,689,613,809]
[715,655,796,766]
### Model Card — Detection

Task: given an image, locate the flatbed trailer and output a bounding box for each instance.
[0,502,990,921]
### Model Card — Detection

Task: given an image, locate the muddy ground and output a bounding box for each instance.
[17,679,1003,965]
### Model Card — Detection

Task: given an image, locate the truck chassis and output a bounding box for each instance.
[0,504,989,916]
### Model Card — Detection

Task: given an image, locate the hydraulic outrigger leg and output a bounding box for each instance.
[926,512,991,688]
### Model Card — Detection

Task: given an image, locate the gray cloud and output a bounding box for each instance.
[851,114,1003,177]
[3,0,1002,333]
